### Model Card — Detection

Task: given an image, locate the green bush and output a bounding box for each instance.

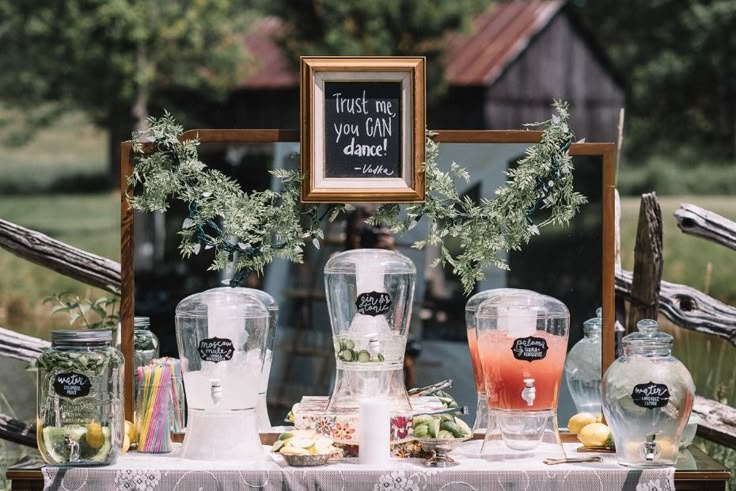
[618,157,736,196]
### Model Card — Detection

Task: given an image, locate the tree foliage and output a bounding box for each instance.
[259,0,490,103]
[0,0,254,142]
[573,0,736,160]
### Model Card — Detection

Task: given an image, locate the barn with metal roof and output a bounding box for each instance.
[231,0,624,142]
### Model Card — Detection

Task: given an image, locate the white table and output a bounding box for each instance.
[42,442,675,491]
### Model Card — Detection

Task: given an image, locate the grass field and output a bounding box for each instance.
[0,110,118,340]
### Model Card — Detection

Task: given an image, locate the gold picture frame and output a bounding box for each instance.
[300,56,426,203]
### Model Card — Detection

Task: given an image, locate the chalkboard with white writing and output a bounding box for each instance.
[324,81,402,178]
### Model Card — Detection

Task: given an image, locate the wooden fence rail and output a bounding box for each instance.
[0,218,121,294]
[616,270,736,345]
[675,203,736,251]
[0,327,50,363]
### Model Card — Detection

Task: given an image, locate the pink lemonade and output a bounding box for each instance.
[479,330,567,410]
[466,328,484,392]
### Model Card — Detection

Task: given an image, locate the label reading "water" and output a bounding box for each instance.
[631,382,670,409]
[53,372,91,398]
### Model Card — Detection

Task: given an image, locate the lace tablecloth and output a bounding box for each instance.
[42,442,675,491]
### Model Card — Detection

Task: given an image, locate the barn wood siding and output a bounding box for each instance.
[485,12,623,142]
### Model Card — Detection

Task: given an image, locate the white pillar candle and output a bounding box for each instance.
[358,396,391,465]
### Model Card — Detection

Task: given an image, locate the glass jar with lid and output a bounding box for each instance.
[36,330,124,466]
[601,319,695,467]
[134,316,160,369]
[564,308,602,415]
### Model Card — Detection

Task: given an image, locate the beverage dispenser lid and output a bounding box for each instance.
[622,319,672,348]
[583,308,602,334]
[324,248,415,275]
[465,288,531,313]
[175,287,269,319]
[208,287,278,312]
[475,291,569,320]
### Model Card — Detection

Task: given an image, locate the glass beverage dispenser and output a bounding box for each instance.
[465,288,530,434]
[208,287,278,432]
[475,291,569,455]
[175,288,269,461]
[324,249,415,413]
[564,308,602,415]
[602,319,695,467]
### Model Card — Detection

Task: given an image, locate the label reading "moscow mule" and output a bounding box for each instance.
[356,291,392,316]
[53,372,91,398]
[198,337,235,363]
[510,336,549,362]
[631,382,670,409]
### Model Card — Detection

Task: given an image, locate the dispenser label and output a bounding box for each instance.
[631,382,670,409]
[356,291,392,316]
[53,372,91,398]
[510,336,548,362]
[198,337,235,363]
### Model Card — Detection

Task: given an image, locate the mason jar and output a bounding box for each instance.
[134,316,160,369]
[36,330,124,466]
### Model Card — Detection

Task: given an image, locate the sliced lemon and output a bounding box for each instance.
[280,446,309,456]
[289,438,317,449]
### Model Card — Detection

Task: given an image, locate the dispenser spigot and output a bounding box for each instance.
[368,338,380,358]
[210,378,223,406]
[64,436,80,463]
[521,378,536,406]
[643,434,658,461]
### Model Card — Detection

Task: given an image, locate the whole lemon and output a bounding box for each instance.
[85,422,105,449]
[124,420,137,445]
[567,412,597,435]
[122,433,131,454]
[578,423,611,447]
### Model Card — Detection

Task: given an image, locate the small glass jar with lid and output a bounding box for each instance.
[602,319,695,467]
[134,316,160,369]
[36,330,124,466]
[564,308,602,415]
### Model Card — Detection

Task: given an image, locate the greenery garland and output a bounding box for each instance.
[127,101,585,292]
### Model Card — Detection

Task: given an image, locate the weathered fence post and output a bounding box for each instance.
[627,192,664,330]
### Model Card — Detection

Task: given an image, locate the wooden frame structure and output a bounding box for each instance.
[120,129,615,421]
[300,57,426,203]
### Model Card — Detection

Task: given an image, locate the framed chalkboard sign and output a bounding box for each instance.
[301,57,426,202]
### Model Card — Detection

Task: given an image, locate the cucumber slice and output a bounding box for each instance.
[428,418,441,439]
[334,341,342,353]
[339,349,354,361]
[375,353,385,362]
[343,339,355,350]
[357,350,371,362]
